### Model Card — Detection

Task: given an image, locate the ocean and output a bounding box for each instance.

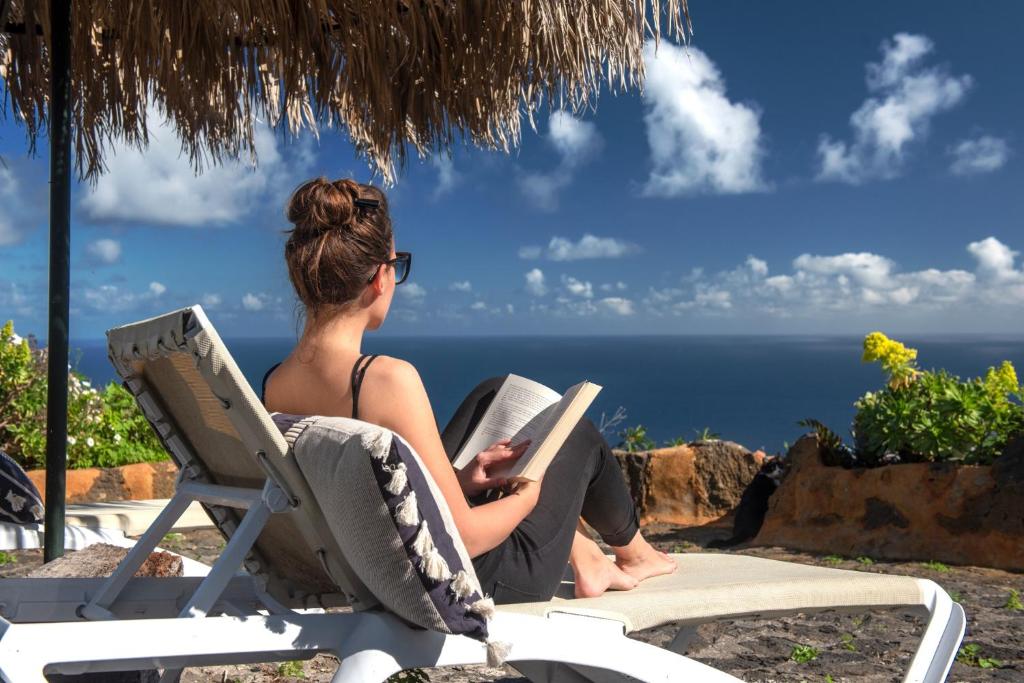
[69,336,1024,454]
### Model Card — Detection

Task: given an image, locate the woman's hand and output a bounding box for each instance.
[457,439,531,498]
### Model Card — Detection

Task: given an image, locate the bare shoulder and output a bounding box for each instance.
[359,356,435,433]
[364,355,425,394]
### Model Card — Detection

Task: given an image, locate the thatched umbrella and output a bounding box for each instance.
[0,0,690,559]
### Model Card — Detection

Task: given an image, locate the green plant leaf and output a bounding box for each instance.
[790,644,820,664]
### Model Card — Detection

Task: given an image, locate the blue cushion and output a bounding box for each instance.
[0,449,44,524]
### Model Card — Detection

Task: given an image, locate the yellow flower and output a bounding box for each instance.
[862,332,918,387]
[984,360,1019,398]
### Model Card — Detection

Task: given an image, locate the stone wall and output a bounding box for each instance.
[614,441,765,526]
[754,435,1024,572]
[27,461,178,504]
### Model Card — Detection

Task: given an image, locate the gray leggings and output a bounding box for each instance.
[440,377,640,604]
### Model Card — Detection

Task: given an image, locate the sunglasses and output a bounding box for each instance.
[368,251,412,285]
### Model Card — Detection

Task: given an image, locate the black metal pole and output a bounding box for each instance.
[43,0,72,563]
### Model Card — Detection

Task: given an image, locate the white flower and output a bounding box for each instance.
[67,436,77,446]
[113,434,122,443]
[85,437,95,448]
[82,380,91,388]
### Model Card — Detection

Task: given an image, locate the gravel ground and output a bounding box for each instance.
[3,525,1020,682]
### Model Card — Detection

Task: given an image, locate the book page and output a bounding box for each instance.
[452,374,562,469]
[504,380,602,482]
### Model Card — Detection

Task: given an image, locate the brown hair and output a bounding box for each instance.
[284,177,393,317]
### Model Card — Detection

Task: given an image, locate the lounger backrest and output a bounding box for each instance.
[106,306,370,608]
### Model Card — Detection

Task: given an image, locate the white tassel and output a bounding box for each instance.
[449,570,475,600]
[394,491,420,526]
[384,462,408,495]
[467,596,495,620]
[420,547,452,581]
[486,640,512,667]
[411,521,434,557]
[361,429,391,459]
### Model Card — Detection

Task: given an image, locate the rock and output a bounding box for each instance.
[614,442,765,526]
[753,434,1024,571]
[26,461,177,504]
[28,543,183,578]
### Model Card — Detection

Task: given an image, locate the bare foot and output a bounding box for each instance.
[570,530,639,598]
[613,533,678,584]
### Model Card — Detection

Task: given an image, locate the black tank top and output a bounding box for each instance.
[261,354,380,420]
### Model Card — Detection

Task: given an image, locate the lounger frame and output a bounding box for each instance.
[0,467,965,682]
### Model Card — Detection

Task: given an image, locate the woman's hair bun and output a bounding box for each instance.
[286,176,362,236]
[283,176,393,316]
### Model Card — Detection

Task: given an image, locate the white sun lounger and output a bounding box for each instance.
[0,306,965,683]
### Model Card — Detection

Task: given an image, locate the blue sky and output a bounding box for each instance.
[1,0,1022,340]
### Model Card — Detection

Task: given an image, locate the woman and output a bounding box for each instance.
[263,177,675,604]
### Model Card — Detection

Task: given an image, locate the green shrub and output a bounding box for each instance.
[276,660,305,678]
[1,321,168,470]
[790,644,820,663]
[693,427,720,442]
[854,333,1023,465]
[800,332,1023,467]
[956,643,1001,669]
[1004,588,1023,611]
[922,560,950,573]
[618,424,655,453]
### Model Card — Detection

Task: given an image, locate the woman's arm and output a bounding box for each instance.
[363,358,540,557]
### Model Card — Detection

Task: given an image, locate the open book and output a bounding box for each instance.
[451,374,602,482]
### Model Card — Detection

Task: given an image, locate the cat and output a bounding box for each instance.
[707,457,785,549]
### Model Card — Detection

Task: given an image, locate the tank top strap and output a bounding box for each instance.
[260,362,283,405]
[350,354,380,420]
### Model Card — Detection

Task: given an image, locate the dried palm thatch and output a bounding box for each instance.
[0,1,690,183]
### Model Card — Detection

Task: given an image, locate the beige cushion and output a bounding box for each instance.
[499,553,926,633]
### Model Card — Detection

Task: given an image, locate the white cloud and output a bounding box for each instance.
[80,113,309,226]
[85,238,122,265]
[745,256,768,278]
[0,166,27,246]
[642,238,1024,318]
[561,275,594,299]
[399,282,426,303]
[599,297,635,315]
[967,237,1022,283]
[548,111,603,162]
[242,293,266,311]
[817,33,972,183]
[81,281,167,314]
[519,234,641,261]
[200,293,222,309]
[470,300,488,311]
[948,136,1010,176]
[432,156,461,198]
[791,252,895,289]
[449,280,473,292]
[519,111,603,210]
[0,281,32,317]
[600,281,628,292]
[524,268,547,297]
[641,41,767,196]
